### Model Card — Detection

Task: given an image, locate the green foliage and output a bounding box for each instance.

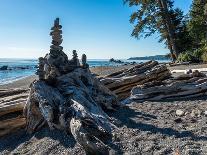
[177,52,193,62]
[124,0,189,61]
[178,45,207,63]
[159,8,192,54]
[201,45,207,62]
[124,0,159,39]
[125,0,207,63]
[201,52,207,62]
[188,0,207,48]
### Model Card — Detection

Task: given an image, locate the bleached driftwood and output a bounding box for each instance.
[0,89,28,136]
[0,89,28,98]
[25,68,118,154]
[0,89,28,115]
[101,61,171,100]
[0,117,26,137]
[0,101,26,116]
[129,71,207,101]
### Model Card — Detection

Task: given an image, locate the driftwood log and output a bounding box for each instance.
[0,117,26,137]
[100,61,171,100]
[24,18,119,155]
[0,88,28,137]
[129,70,207,101]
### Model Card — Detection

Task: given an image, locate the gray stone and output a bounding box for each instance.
[184,69,192,74]
[176,109,184,116]
[81,54,88,68]
[50,45,63,51]
[191,109,201,117]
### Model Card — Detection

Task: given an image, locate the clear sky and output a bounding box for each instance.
[0,0,192,59]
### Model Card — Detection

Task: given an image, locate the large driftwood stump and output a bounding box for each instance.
[0,88,28,137]
[24,18,119,155]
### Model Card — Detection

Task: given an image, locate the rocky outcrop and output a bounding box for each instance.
[0,66,8,70]
[109,58,124,64]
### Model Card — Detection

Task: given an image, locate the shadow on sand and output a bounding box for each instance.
[110,105,207,142]
[0,128,76,153]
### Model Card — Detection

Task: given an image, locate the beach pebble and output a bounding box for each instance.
[176,109,184,116]
[191,109,201,117]
[174,118,182,123]
[204,111,207,116]
[184,69,192,74]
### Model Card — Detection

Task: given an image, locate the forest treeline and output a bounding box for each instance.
[125,0,207,63]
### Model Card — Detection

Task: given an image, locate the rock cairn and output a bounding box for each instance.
[36,18,88,81]
[50,18,63,56]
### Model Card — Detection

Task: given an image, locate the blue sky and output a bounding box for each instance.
[0,0,192,59]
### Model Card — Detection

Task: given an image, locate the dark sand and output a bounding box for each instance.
[1,64,207,154]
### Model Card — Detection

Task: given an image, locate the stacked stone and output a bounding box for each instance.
[50,18,63,57]
[72,50,80,66]
[36,57,45,80]
[81,54,89,69]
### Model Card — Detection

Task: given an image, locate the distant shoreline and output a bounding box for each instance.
[128,55,170,61]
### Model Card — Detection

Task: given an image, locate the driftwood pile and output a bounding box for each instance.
[100,60,171,100]
[0,88,28,137]
[24,18,119,155]
[129,70,207,101]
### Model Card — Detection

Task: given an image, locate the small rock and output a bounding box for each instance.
[174,118,182,123]
[176,110,184,116]
[204,111,207,116]
[191,109,201,117]
[0,65,8,70]
[190,118,197,123]
[185,69,192,74]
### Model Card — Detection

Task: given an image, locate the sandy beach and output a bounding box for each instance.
[1,63,207,154]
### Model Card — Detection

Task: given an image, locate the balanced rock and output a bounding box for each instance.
[81,54,89,69]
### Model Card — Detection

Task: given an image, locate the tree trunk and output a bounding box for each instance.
[157,0,179,59]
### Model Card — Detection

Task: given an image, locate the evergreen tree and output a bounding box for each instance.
[124,0,186,61]
[188,0,207,47]
[159,8,192,54]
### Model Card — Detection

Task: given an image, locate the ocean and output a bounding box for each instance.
[0,58,169,85]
